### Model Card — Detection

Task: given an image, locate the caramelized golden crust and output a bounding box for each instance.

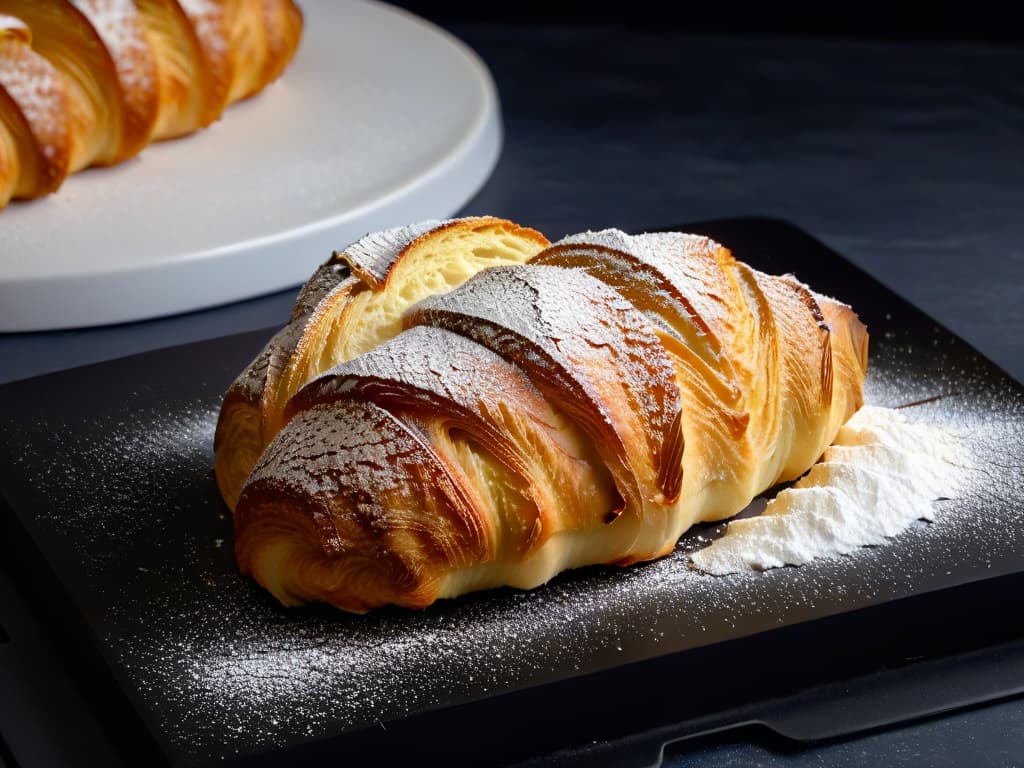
[236,400,486,612]
[257,0,302,90]
[213,217,550,508]
[135,0,213,139]
[0,0,302,208]
[406,264,685,513]
[222,0,303,104]
[221,223,869,612]
[176,0,233,119]
[0,18,71,202]
[532,230,741,397]
[0,0,125,172]
[291,326,618,561]
[0,87,17,203]
[72,0,160,164]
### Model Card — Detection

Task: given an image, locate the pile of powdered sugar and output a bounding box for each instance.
[690,405,970,575]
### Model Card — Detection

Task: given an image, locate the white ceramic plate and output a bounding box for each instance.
[0,0,501,331]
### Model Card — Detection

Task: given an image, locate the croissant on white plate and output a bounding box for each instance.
[0,0,303,208]
[214,216,869,613]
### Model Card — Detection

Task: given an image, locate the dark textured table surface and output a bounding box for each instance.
[1,18,1023,768]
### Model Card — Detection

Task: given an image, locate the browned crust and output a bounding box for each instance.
[235,400,486,612]
[778,275,835,409]
[73,0,160,164]
[289,326,544,480]
[0,1,122,171]
[530,234,744,408]
[176,0,234,121]
[0,87,19,204]
[220,0,302,104]
[215,218,550,510]
[0,24,72,203]
[258,0,302,87]
[406,263,685,509]
[135,0,212,140]
[533,240,720,352]
[213,266,356,509]
[289,325,614,559]
[818,295,869,408]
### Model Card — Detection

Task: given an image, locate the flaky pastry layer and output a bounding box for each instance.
[218,218,869,612]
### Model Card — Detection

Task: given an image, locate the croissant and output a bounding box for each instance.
[215,217,869,612]
[0,0,302,208]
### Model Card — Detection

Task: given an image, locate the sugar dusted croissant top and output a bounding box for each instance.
[214,216,869,613]
[0,0,302,208]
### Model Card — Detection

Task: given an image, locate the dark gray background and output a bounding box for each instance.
[1,11,1022,768]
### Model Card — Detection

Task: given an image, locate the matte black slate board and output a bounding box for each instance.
[1,218,1022,767]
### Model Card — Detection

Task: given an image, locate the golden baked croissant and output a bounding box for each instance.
[215,217,869,612]
[0,0,302,208]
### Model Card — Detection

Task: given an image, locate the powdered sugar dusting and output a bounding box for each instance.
[178,0,228,56]
[7,400,219,564]
[413,263,683,502]
[249,400,423,501]
[309,325,547,420]
[0,14,28,34]
[554,228,736,338]
[558,228,719,268]
[341,218,445,287]
[690,405,971,575]
[0,40,67,145]
[73,0,155,94]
